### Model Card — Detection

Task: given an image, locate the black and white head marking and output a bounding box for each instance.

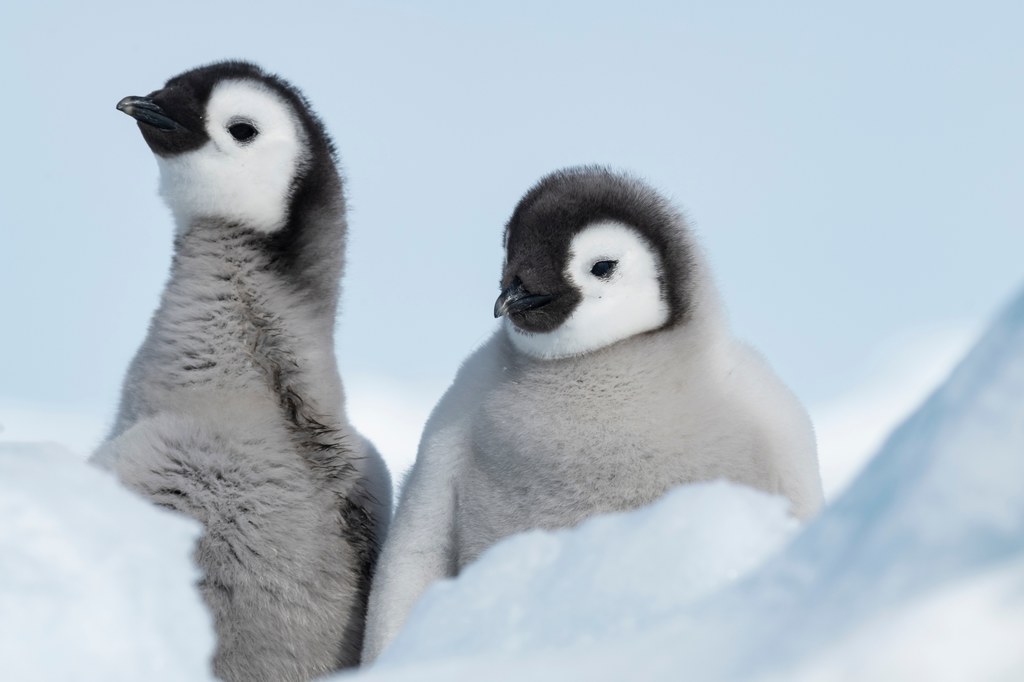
[494,167,696,359]
[116,61,338,235]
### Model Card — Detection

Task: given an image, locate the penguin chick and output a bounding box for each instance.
[91,61,391,681]
[362,167,823,661]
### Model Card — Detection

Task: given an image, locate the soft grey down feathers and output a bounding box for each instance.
[362,168,824,661]
[92,62,390,681]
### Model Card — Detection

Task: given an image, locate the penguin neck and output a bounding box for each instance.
[136,218,346,428]
[265,177,347,318]
[168,174,345,298]
[168,218,339,333]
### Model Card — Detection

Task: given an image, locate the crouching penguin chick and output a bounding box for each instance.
[362,166,822,661]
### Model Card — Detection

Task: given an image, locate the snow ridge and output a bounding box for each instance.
[708,285,1024,678]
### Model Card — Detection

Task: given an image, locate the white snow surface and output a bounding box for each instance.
[341,285,1024,681]
[0,443,215,682]
[383,481,799,664]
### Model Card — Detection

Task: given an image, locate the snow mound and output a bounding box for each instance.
[382,481,798,664]
[342,285,1024,681]
[0,443,214,682]
[700,283,1024,679]
[780,553,1024,682]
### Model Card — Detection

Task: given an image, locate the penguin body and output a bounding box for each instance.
[92,61,390,681]
[362,167,821,661]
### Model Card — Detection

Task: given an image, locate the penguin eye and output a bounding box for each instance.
[228,122,258,143]
[590,260,618,278]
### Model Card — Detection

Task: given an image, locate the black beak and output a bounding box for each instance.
[494,278,554,318]
[116,96,187,132]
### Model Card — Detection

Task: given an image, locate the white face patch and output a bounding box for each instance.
[507,221,670,359]
[156,79,307,233]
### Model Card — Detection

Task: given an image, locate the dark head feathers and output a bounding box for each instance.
[502,166,695,332]
[137,60,338,164]
[131,60,346,303]
[170,60,338,163]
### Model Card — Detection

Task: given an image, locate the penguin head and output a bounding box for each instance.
[116,61,337,234]
[494,167,696,360]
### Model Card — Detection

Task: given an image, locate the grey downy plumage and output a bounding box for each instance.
[362,166,822,661]
[91,61,391,681]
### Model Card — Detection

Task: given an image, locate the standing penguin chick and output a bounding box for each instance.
[91,61,391,681]
[362,167,822,661]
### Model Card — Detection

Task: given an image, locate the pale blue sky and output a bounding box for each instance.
[1,1,1021,444]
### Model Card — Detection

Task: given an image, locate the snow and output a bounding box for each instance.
[779,554,1024,682]
[3,287,1022,681]
[0,443,215,682]
[382,482,799,664]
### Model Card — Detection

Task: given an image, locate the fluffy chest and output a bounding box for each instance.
[147,262,285,392]
[122,231,338,429]
[463,351,745,516]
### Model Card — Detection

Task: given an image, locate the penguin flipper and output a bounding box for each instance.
[361,423,464,663]
[352,433,394,546]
